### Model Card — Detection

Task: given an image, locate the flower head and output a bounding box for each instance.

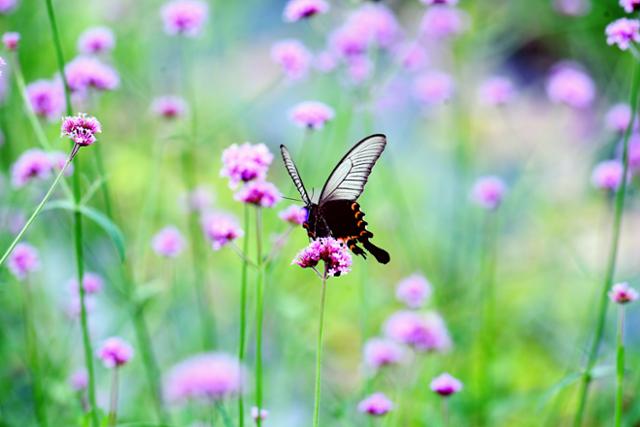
[279,205,307,225]
[68,272,104,295]
[606,103,635,133]
[471,176,507,210]
[64,56,119,93]
[478,76,516,106]
[348,4,400,49]
[289,101,335,130]
[620,0,640,13]
[421,0,458,4]
[7,242,39,280]
[69,368,88,391]
[283,0,329,22]
[2,32,19,51]
[183,186,214,213]
[220,143,273,187]
[626,134,640,171]
[591,160,624,191]
[363,338,404,370]
[358,393,393,416]
[384,311,451,352]
[271,39,312,81]
[420,6,469,39]
[314,50,338,73]
[413,71,455,105]
[201,213,243,250]
[0,0,17,14]
[77,27,115,55]
[11,149,52,188]
[251,407,269,422]
[26,79,65,121]
[151,95,188,119]
[234,180,281,208]
[554,0,591,16]
[161,0,208,37]
[606,18,640,50]
[609,282,639,304]
[430,372,463,396]
[61,113,102,146]
[546,62,595,109]
[396,274,432,309]
[152,226,185,258]
[97,337,134,368]
[293,237,352,277]
[164,353,245,403]
[394,42,428,72]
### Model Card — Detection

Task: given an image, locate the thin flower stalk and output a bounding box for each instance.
[615,306,625,427]
[255,207,266,427]
[312,267,329,427]
[108,368,119,427]
[238,204,250,427]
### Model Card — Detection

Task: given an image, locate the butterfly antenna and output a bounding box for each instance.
[282,196,303,202]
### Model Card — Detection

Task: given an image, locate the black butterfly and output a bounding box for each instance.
[280,134,390,264]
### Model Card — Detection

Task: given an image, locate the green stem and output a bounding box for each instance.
[238,204,250,427]
[615,307,625,427]
[312,270,328,427]
[108,368,119,427]
[93,143,113,220]
[43,0,72,114]
[573,59,640,427]
[255,207,265,427]
[216,402,234,427]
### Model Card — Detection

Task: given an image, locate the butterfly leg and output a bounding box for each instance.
[347,238,367,259]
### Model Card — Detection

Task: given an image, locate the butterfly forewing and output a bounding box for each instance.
[280,144,311,205]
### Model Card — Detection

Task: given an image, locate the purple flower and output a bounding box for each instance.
[329,24,370,59]
[413,71,455,105]
[420,6,468,39]
[0,0,17,14]
[394,42,428,72]
[606,18,640,50]
[220,143,274,187]
[69,368,88,391]
[430,372,463,396]
[314,51,338,73]
[66,295,96,319]
[271,39,312,81]
[279,205,307,225]
[151,95,188,119]
[68,272,104,295]
[152,226,185,258]
[346,56,374,85]
[357,393,393,416]
[64,56,119,94]
[348,4,400,49]
[251,406,269,422]
[97,337,134,368]
[11,149,52,188]
[546,62,595,109]
[234,180,281,208]
[609,282,639,304]
[2,32,19,50]
[161,0,208,37]
[26,79,65,121]
[384,311,451,352]
[478,76,516,106]
[49,151,74,176]
[61,113,102,146]
[293,237,352,277]
[201,213,243,250]
[606,103,635,133]
[396,274,432,309]
[554,0,591,16]
[626,134,640,171]
[289,101,335,130]
[7,242,39,280]
[591,160,624,191]
[363,338,404,370]
[620,0,640,13]
[183,186,214,213]
[283,0,329,22]
[77,27,115,55]
[470,176,507,210]
[164,353,245,403]
[421,0,458,4]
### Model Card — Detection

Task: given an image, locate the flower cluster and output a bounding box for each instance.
[293,237,352,277]
[289,101,335,130]
[384,311,451,352]
[65,56,119,94]
[68,272,104,295]
[358,392,393,416]
[220,143,273,187]
[61,113,102,147]
[606,103,634,133]
[430,372,463,396]
[591,160,624,191]
[621,0,640,13]
[278,205,307,225]
[395,274,432,309]
[413,71,455,105]
[77,27,115,55]
[271,39,312,81]
[609,282,639,304]
[363,338,404,370]
[546,62,595,110]
[161,0,208,37]
[151,95,188,119]
[420,5,469,40]
[470,176,507,210]
[7,242,39,280]
[606,18,640,51]
[234,180,281,208]
[283,0,329,22]
[26,79,65,121]
[152,226,185,258]
[478,76,516,106]
[97,337,134,368]
[2,32,19,50]
[201,213,243,250]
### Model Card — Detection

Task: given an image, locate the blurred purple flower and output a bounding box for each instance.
[69,272,104,295]
[546,62,595,109]
[8,243,40,280]
[396,274,432,309]
[430,372,463,396]
[65,56,119,93]
[279,205,307,225]
[422,0,458,4]
[283,0,329,22]
[0,0,17,14]
[348,4,400,49]
[66,295,96,318]
[384,311,451,352]
[478,76,516,106]
[346,56,373,85]
[234,180,281,208]
[151,95,188,119]
[161,0,208,37]
[413,71,454,105]
[420,6,468,39]
[11,149,52,188]
[220,143,273,187]
[314,50,338,73]
[201,213,243,250]
[363,338,404,370]
[606,103,634,133]
[293,237,352,277]
[164,353,245,403]
[97,337,134,368]
[394,42,428,72]
[251,406,269,422]
[69,368,88,391]
[271,39,312,81]
[329,24,369,59]
[61,113,102,147]
[26,79,65,121]
[609,282,639,304]
[591,160,624,191]
[471,176,507,210]
[183,186,214,213]
[2,32,19,51]
[626,134,640,171]
[152,226,185,258]
[358,392,393,416]
[77,27,115,55]
[49,151,74,176]
[554,0,591,16]
[289,101,335,130]
[606,18,640,50]
[620,0,640,13]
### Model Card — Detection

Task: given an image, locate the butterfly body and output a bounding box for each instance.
[281,134,391,264]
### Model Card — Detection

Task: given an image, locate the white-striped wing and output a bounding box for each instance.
[280,144,311,205]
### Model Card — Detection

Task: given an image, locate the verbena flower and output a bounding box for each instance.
[413,71,455,105]
[553,0,590,16]
[591,160,624,191]
[609,282,639,304]
[0,0,17,14]
[151,95,188,119]
[278,205,307,225]
[97,337,134,368]
[422,0,458,4]
[64,56,119,94]
[363,338,404,370]
[201,213,243,250]
[161,0,208,37]
[546,62,595,109]
[348,4,399,49]
[396,274,432,309]
[164,353,245,403]
[77,27,115,55]
[220,143,273,187]
[470,176,507,210]
[11,149,52,188]
[182,186,214,213]
[61,113,102,147]
[68,271,104,295]
[66,295,96,318]
[430,372,463,396]
[394,42,428,72]
[293,237,352,277]
[26,79,65,121]
[346,56,373,85]
[152,226,185,258]
[271,39,312,81]
[626,134,640,172]
[251,406,269,422]
[69,368,88,391]
[606,103,634,133]
[420,6,468,39]
[2,32,19,50]
[289,101,335,130]
[283,0,329,22]
[384,311,451,352]
[620,0,640,13]
[357,393,393,416]
[606,18,640,50]
[234,180,281,207]
[478,76,516,106]
[7,242,39,280]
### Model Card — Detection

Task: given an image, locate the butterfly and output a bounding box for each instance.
[280,134,390,264]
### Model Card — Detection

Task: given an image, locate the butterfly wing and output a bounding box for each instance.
[318,134,387,204]
[280,144,311,205]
